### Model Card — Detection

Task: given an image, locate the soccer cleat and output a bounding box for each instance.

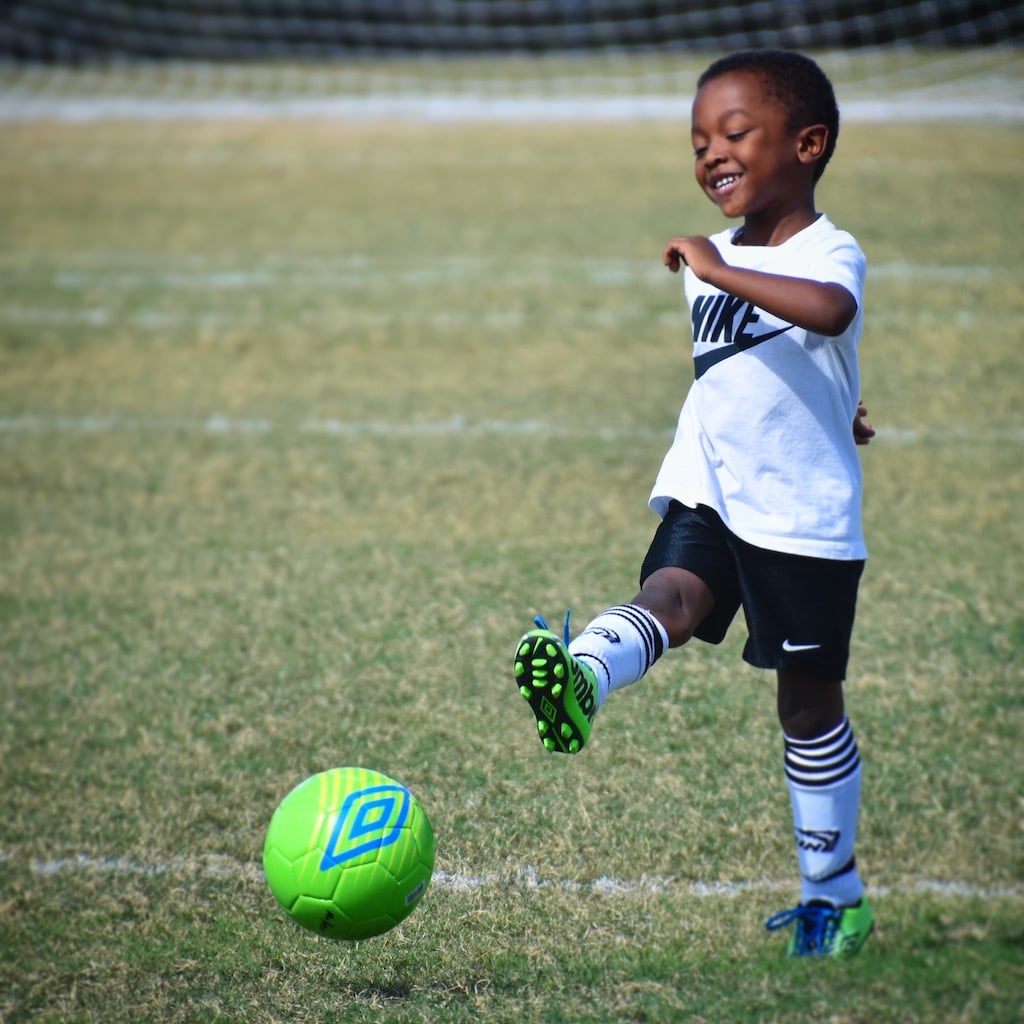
[514,615,598,754]
[765,897,874,958]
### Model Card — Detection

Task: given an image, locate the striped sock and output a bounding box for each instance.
[784,717,865,907]
[568,604,668,708]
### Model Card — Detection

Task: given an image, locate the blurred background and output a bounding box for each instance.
[1,1,1022,121]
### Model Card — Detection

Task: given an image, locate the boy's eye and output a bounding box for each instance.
[727,130,749,142]
[693,146,708,158]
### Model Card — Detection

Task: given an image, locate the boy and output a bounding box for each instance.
[514,50,875,958]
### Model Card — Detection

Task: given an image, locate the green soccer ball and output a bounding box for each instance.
[263,766,435,940]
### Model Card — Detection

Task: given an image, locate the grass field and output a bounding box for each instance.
[1,77,1023,1023]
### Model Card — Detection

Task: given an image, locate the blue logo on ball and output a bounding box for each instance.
[320,783,411,870]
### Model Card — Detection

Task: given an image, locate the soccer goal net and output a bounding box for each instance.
[1,1,1021,120]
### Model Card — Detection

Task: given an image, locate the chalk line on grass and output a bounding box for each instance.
[0,256,1006,287]
[1,94,1022,124]
[2,848,1020,902]
[1,413,1022,445]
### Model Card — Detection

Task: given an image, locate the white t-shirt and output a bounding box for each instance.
[650,214,867,560]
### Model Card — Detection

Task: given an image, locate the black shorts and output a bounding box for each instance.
[640,502,863,679]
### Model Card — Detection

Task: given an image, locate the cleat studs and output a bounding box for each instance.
[551,683,563,697]
[543,737,556,751]
[519,686,532,699]
[537,720,548,735]
[569,739,580,753]
[560,723,573,739]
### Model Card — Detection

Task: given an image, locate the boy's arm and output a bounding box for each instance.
[664,235,858,338]
[666,235,873,446]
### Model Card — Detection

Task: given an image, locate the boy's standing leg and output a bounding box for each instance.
[766,667,875,956]
[735,538,874,958]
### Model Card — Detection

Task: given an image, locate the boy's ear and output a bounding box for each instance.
[797,124,829,168]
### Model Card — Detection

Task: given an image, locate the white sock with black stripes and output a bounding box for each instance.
[784,716,865,908]
[568,604,669,709]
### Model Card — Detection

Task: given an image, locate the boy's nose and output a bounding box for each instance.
[702,140,728,167]
[702,154,727,177]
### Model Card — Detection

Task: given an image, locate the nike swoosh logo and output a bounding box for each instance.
[693,323,793,380]
[782,640,822,652]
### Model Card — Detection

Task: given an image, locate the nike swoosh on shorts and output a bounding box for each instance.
[782,640,822,652]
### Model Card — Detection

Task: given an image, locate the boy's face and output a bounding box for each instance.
[690,70,814,220]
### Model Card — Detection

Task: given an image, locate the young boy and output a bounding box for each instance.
[514,50,875,958]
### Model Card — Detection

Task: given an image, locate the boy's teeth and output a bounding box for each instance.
[715,175,739,190]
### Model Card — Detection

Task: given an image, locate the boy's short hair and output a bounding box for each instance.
[697,50,840,181]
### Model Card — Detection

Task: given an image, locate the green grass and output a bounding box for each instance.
[1,104,1022,1023]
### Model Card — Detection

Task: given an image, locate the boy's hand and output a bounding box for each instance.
[664,236,724,280]
[853,399,875,446]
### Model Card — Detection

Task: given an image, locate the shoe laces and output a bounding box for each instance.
[533,609,572,645]
[765,903,840,954]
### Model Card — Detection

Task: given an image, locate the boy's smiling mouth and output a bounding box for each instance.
[711,173,742,192]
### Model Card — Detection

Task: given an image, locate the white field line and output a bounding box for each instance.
[1,94,1022,124]
[5,300,1020,332]
[0,259,1005,289]
[0,305,659,330]
[0,260,1010,332]
[0,413,667,441]
[0,413,1022,445]
[0,849,1019,902]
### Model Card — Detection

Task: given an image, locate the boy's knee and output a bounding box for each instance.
[776,668,845,738]
[636,567,715,647]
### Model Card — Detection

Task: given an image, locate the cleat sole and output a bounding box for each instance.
[513,629,594,755]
